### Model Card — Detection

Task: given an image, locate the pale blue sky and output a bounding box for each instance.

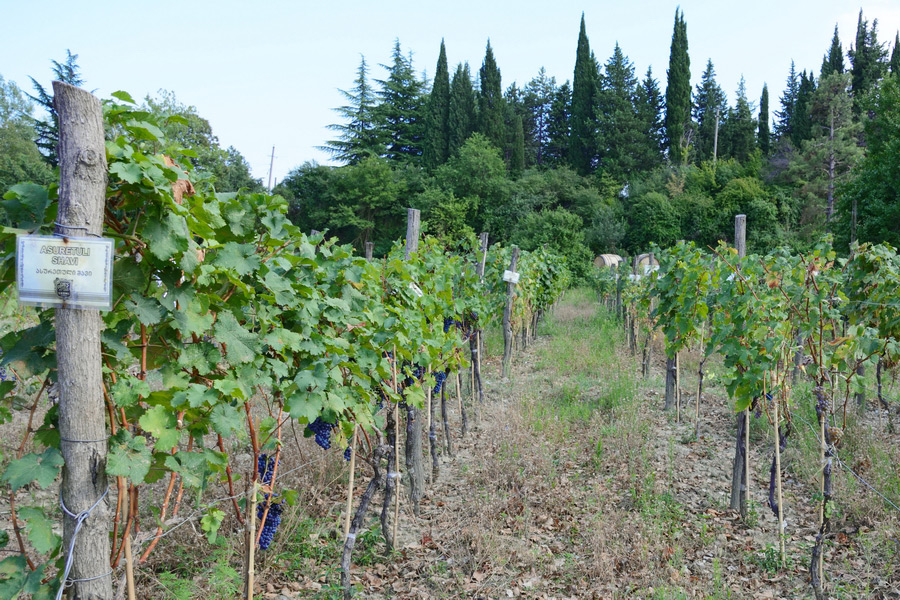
[2,1,898,184]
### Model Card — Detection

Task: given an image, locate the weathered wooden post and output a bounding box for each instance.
[364,241,374,261]
[54,81,113,600]
[471,233,488,404]
[403,209,425,514]
[502,247,520,379]
[729,214,750,517]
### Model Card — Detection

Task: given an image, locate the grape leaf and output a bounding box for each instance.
[143,212,189,261]
[209,403,242,436]
[125,294,165,326]
[213,242,260,276]
[0,448,63,491]
[107,431,153,483]
[18,507,60,555]
[200,508,225,544]
[214,311,259,364]
[138,406,180,451]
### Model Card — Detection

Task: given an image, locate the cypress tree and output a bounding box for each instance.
[448,63,476,156]
[665,9,691,164]
[693,58,727,163]
[477,40,505,150]
[322,56,380,164]
[758,83,771,155]
[821,24,845,78]
[570,13,597,174]
[510,114,525,176]
[423,40,451,170]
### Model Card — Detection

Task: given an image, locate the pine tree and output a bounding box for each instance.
[634,66,665,171]
[849,10,889,113]
[448,63,476,156]
[28,49,84,167]
[692,59,727,163]
[570,13,597,174]
[758,83,771,155]
[775,60,799,142]
[423,40,451,170]
[821,24,845,78]
[791,71,816,148]
[665,9,692,164]
[892,33,900,76]
[322,56,381,164]
[523,67,557,166]
[545,81,571,167]
[374,40,425,164]
[477,40,505,150]
[722,76,756,162]
[595,43,641,179]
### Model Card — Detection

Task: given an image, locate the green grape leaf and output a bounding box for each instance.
[213,311,259,364]
[124,293,165,326]
[109,161,144,184]
[200,508,225,544]
[213,242,260,276]
[209,403,242,436]
[138,405,180,451]
[143,212,189,261]
[107,431,153,483]
[110,375,151,407]
[1,448,63,491]
[18,507,60,555]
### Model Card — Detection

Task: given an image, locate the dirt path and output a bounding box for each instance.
[292,295,899,600]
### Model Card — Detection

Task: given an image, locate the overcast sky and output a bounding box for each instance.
[3,1,899,185]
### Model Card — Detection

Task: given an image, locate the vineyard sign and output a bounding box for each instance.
[16,234,114,310]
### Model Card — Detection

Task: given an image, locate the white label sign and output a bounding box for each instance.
[502,270,520,284]
[17,235,114,310]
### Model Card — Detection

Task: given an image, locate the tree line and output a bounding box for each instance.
[277,9,900,273]
[3,10,900,276]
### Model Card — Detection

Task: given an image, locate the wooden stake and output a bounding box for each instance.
[772,379,785,567]
[675,351,681,423]
[391,346,400,547]
[343,424,358,538]
[123,494,136,600]
[502,247,520,379]
[246,483,257,600]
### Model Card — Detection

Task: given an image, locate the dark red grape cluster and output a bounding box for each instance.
[306,417,336,450]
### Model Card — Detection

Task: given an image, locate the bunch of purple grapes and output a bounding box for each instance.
[256,499,284,550]
[257,454,277,485]
[344,446,352,461]
[306,417,336,450]
[432,370,448,395]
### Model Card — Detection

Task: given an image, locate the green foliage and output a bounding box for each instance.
[625,191,680,250]
[665,9,691,165]
[477,41,505,151]
[423,41,451,170]
[570,14,597,175]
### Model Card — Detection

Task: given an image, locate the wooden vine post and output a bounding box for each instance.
[729,214,750,518]
[365,241,374,261]
[403,208,425,514]
[54,81,114,600]
[471,232,488,404]
[501,247,520,379]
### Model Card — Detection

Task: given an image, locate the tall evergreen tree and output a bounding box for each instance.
[510,114,525,176]
[665,8,692,164]
[28,49,83,167]
[692,58,727,163]
[374,40,425,164]
[821,24,845,78]
[448,62,476,156]
[721,76,756,162]
[595,43,641,179]
[545,81,571,167]
[570,13,597,174]
[477,40,505,150]
[523,67,557,166]
[423,40,451,170]
[758,83,771,155]
[634,66,665,171]
[775,60,799,142]
[890,32,900,76]
[322,56,381,164]
[848,10,888,113]
[791,70,816,148]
